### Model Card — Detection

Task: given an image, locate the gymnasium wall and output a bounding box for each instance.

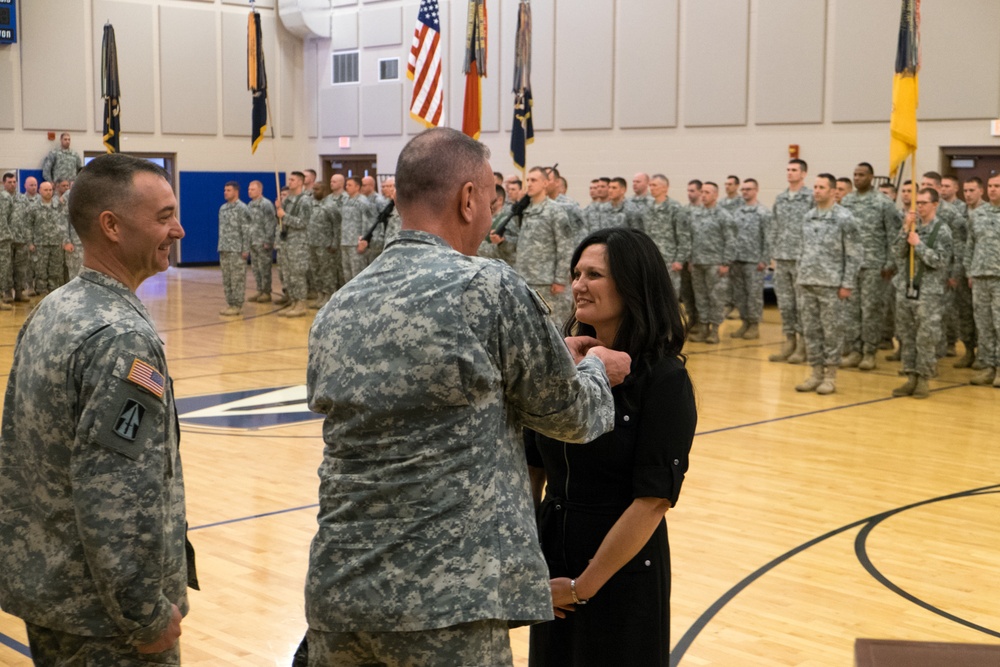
[304,0,1000,205]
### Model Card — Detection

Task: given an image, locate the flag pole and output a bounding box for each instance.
[908,151,917,291]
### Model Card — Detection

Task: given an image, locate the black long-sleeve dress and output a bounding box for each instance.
[525,355,697,667]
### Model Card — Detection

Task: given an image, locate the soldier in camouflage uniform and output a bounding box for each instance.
[643,174,689,297]
[922,172,968,361]
[795,174,863,395]
[64,195,84,280]
[940,175,978,366]
[729,178,771,339]
[957,177,987,368]
[41,132,83,184]
[679,180,704,331]
[769,159,813,363]
[687,182,734,344]
[603,178,630,230]
[303,127,627,666]
[583,178,610,236]
[0,154,195,665]
[965,174,1000,387]
[11,177,38,301]
[307,183,340,309]
[547,168,588,245]
[484,186,523,267]
[217,181,251,316]
[0,172,16,308]
[339,177,376,284]
[276,171,312,317]
[514,167,575,326]
[839,163,899,370]
[891,189,953,398]
[247,180,278,302]
[27,181,67,294]
[719,175,742,213]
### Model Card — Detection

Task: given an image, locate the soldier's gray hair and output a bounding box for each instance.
[395,128,491,210]
[68,153,170,240]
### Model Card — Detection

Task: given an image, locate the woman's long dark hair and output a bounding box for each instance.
[563,227,686,364]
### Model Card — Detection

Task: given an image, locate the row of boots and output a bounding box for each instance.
[795,366,837,395]
[768,334,807,364]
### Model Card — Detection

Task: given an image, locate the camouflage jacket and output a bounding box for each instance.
[643,198,690,265]
[41,148,83,184]
[305,230,615,631]
[553,194,588,246]
[514,197,573,286]
[688,205,734,265]
[840,189,898,270]
[769,186,814,260]
[937,200,967,279]
[217,200,251,254]
[0,190,13,241]
[731,201,772,264]
[280,192,311,247]
[247,196,278,248]
[340,195,376,246]
[28,199,65,246]
[0,269,191,645]
[965,203,1000,278]
[719,195,743,213]
[796,204,863,289]
[308,198,341,248]
[891,215,953,294]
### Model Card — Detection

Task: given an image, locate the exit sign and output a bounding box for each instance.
[0,0,16,45]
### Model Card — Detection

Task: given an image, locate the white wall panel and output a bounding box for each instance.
[332,9,359,51]
[555,0,614,130]
[160,6,218,135]
[278,16,300,138]
[361,6,402,47]
[830,0,896,123]
[616,0,678,129]
[919,0,1000,120]
[682,0,749,127]
[362,83,403,135]
[0,49,15,130]
[21,0,88,131]
[530,0,554,132]
[320,86,359,136]
[755,0,825,125]
[305,40,320,138]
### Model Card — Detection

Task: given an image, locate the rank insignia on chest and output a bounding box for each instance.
[114,399,146,441]
[127,358,165,397]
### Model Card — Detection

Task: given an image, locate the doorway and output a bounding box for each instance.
[939,146,1000,203]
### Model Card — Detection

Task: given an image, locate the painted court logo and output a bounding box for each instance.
[176,386,321,430]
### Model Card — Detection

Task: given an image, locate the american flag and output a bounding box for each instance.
[408,0,444,127]
[127,358,166,398]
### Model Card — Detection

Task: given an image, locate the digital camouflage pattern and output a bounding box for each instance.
[248,196,278,294]
[796,204,863,289]
[279,192,311,300]
[642,198,689,294]
[966,203,1000,367]
[305,230,615,634]
[41,148,83,184]
[0,269,190,650]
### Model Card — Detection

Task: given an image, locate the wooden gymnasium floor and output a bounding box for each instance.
[1,266,998,666]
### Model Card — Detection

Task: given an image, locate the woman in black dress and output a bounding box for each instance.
[526,227,696,667]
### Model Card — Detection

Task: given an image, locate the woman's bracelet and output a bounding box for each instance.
[570,579,588,605]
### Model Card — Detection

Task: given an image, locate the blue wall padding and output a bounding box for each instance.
[178,171,285,265]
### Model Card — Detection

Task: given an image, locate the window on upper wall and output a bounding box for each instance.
[378,58,399,82]
[332,51,359,85]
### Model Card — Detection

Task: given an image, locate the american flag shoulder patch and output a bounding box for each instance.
[126,358,165,398]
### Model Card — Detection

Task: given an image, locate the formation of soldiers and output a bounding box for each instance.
[476,161,1000,398]
[0,133,86,310]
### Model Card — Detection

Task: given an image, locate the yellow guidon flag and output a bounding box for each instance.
[889,0,919,179]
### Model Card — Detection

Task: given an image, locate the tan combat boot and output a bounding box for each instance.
[730,321,749,338]
[742,322,760,339]
[816,366,837,395]
[219,305,242,316]
[786,335,807,364]
[769,334,795,362]
[795,366,823,392]
[857,352,877,371]
[688,322,707,343]
[912,376,930,398]
[953,346,975,369]
[840,350,862,368]
[705,323,720,344]
[970,367,996,386]
[284,300,308,318]
[257,292,273,303]
[892,374,917,397]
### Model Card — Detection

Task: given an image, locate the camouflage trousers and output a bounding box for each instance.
[667,267,682,299]
[972,276,1000,367]
[34,245,64,292]
[690,264,729,325]
[309,246,338,296]
[280,243,310,301]
[730,261,765,323]
[772,259,802,336]
[530,283,573,329]
[841,268,889,355]
[66,246,84,281]
[219,251,247,307]
[249,244,273,294]
[0,240,12,294]
[896,289,943,378]
[25,621,180,666]
[882,282,896,342]
[305,620,512,667]
[680,265,699,325]
[946,278,976,348]
[340,246,370,286]
[800,284,843,367]
[13,242,33,292]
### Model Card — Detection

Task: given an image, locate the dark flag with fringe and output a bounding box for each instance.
[510,1,533,173]
[248,10,268,154]
[101,23,121,153]
[462,0,487,139]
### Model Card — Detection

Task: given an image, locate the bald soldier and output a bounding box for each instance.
[0,153,196,665]
[303,127,627,665]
